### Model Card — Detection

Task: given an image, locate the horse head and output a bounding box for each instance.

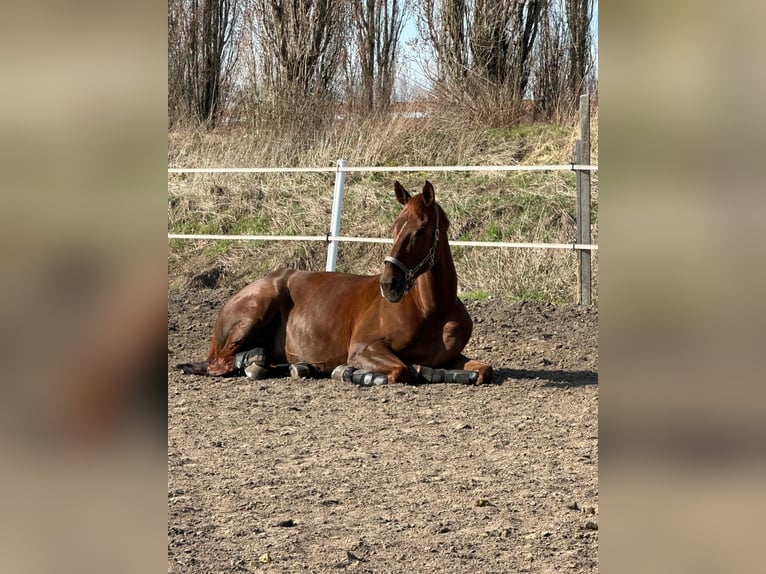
[380,180,443,303]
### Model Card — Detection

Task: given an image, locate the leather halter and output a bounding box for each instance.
[384,206,440,294]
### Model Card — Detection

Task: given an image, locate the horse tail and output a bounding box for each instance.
[176,360,209,375]
[176,331,227,376]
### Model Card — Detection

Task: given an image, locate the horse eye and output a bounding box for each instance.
[415,228,425,237]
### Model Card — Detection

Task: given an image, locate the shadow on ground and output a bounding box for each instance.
[495,367,598,387]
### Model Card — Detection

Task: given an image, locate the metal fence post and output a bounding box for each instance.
[326,159,347,271]
[576,94,592,305]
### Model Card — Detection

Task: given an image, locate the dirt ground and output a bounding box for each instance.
[168,283,598,573]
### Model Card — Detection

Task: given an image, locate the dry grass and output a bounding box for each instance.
[168,114,598,303]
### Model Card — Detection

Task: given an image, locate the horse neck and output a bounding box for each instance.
[413,234,457,314]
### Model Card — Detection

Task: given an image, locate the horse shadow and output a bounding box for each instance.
[494,367,598,388]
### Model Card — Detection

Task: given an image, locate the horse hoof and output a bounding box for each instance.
[331,364,354,382]
[289,362,313,379]
[244,364,270,380]
[476,367,494,385]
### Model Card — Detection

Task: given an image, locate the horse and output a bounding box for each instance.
[177,180,493,386]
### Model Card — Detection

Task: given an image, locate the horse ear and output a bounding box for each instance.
[422,180,435,206]
[394,181,411,205]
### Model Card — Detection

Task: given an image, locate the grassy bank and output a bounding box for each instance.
[168,115,598,303]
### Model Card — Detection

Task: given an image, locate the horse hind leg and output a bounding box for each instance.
[175,325,252,377]
[204,284,284,377]
[207,320,269,377]
[230,346,266,379]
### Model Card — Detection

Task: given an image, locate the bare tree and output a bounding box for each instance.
[417,0,595,125]
[168,0,596,130]
[565,0,593,103]
[531,0,568,120]
[529,0,595,121]
[168,0,186,126]
[346,0,406,112]
[506,0,543,105]
[251,0,346,101]
[168,0,239,128]
[470,0,510,84]
[420,0,469,84]
[419,0,543,122]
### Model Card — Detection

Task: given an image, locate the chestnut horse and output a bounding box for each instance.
[178,180,493,385]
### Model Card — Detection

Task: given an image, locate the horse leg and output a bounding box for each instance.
[178,317,267,377]
[232,347,271,380]
[181,280,283,377]
[206,317,265,376]
[412,364,479,384]
[441,354,494,385]
[331,365,390,386]
[341,342,413,385]
[432,306,493,385]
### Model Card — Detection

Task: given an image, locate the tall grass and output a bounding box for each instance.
[168,113,598,303]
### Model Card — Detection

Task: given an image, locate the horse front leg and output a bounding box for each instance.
[441,354,494,385]
[334,342,413,385]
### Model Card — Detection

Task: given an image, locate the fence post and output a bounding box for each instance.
[326,159,347,271]
[576,94,592,305]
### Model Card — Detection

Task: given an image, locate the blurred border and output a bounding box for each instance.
[3,0,766,572]
[601,1,766,572]
[0,2,167,573]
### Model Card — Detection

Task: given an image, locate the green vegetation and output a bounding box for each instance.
[168,116,598,303]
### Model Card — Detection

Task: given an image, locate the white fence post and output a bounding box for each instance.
[325,159,347,271]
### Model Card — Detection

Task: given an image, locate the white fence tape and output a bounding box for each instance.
[167,161,599,260]
[168,164,597,174]
[167,234,598,251]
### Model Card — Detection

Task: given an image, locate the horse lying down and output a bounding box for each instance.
[177,180,493,386]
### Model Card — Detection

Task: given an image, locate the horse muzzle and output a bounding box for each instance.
[380,255,414,303]
[380,276,405,303]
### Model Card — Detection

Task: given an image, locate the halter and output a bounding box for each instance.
[384,206,440,294]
